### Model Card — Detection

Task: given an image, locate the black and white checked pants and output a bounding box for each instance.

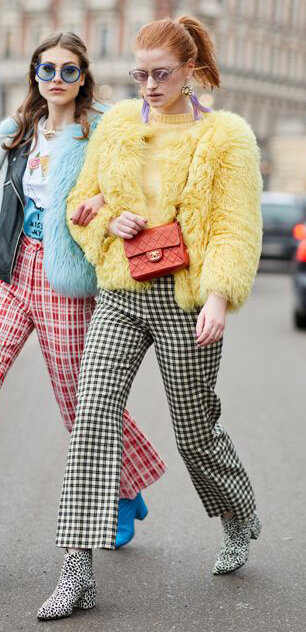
[56,276,256,549]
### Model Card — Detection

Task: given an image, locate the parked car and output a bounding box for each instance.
[293,239,306,328]
[261,192,306,260]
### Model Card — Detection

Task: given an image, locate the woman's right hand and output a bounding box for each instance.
[70,193,105,226]
[108,211,147,239]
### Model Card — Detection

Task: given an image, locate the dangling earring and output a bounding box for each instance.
[181,85,193,98]
[141,98,150,124]
[139,90,150,124]
[181,84,212,121]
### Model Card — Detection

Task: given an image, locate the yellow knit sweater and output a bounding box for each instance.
[143,109,195,226]
[67,99,263,312]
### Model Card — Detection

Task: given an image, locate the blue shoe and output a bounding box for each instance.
[115,492,148,549]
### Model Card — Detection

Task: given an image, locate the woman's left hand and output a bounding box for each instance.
[71,193,105,226]
[196,293,227,347]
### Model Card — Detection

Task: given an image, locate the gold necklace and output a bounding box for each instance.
[43,128,58,138]
[41,120,63,138]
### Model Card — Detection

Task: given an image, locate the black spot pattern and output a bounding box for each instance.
[213,511,262,575]
[37,550,96,620]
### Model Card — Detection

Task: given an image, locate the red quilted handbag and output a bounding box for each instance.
[123,221,189,282]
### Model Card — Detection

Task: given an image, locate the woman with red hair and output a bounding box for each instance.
[39,15,262,620]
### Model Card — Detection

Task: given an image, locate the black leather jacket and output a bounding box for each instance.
[0,141,30,284]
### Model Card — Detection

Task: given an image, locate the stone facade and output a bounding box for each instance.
[0,0,306,189]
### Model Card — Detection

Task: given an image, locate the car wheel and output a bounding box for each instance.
[294,311,306,329]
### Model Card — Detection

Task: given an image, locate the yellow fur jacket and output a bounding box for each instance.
[67,99,263,311]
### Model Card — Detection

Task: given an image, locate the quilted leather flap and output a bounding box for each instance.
[124,222,181,258]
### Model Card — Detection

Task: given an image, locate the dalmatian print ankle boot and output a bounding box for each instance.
[212,511,262,575]
[37,549,96,620]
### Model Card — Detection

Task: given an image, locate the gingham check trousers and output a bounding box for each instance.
[56,276,256,549]
[0,237,166,499]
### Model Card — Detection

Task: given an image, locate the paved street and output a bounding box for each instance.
[1,272,306,632]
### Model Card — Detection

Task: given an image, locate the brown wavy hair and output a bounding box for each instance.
[3,31,98,152]
[134,15,220,89]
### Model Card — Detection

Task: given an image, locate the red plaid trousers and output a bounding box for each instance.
[0,236,166,498]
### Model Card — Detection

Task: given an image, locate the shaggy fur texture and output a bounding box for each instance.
[66,99,262,311]
[44,104,109,297]
[0,105,109,298]
[0,118,18,136]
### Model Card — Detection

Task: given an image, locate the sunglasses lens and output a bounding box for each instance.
[130,70,148,83]
[152,69,170,82]
[129,68,172,83]
[37,64,55,81]
[61,66,80,83]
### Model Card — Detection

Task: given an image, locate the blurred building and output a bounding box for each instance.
[1,0,306,190]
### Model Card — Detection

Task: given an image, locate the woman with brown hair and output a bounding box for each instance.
[39,15,262,620]
[0,31,166,553]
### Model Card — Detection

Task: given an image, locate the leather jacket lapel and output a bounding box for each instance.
[9,138,32,205]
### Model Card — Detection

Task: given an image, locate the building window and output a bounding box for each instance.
[0,84,6,120]
[234,36,244,69]
[125,22,145,58]
[280,47,289,79]
[290,0,301,28]
[296,51,304,81]
[26,22,45,53]
[299,1,306,30]
[97,23,111,58]
[264,0,274,22]
[263,44,271,74]
[227,33,235,67]
[288,48,296,79]
[271,0,278,23]
[253,0,261,20]
[228,0,236,15]
[271,45,280,76]
[248,0,257,19]
[2,26,16,59]
[255,41,263,73]
[244,39,253,70]
[303,51,306,77]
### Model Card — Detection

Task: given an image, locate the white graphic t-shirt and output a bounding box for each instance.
[22,120,56,241]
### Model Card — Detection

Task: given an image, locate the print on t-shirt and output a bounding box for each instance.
[22,123,55,242]
[23,197,44,240]
[23,150,50,241]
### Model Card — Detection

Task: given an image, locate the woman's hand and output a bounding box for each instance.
[108,211,147,239]
[196,293,227,347]
[71,193,105,226]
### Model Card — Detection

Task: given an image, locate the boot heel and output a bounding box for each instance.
[250,513,262,540]
[135,494,148,521]
[75,584,96,610]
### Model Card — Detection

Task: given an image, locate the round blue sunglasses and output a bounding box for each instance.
[35,63,82,84]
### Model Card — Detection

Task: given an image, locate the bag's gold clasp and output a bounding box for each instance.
[147,249,162,262]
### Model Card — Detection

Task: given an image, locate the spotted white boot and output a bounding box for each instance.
[212,511,262,575]
[37,550,96,620]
